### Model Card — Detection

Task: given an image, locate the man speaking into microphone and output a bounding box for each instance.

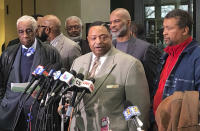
[58,21,150,131]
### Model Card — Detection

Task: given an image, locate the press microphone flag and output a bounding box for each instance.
[123,106,143,131]
[123,106,141,120]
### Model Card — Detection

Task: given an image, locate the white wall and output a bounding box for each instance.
[81,0,110,38]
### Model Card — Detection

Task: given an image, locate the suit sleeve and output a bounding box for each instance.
[194,56,200,92]
[63,44,81,71]
[0,54,6,101]
[142,45,161,99]
[125,59,150,130]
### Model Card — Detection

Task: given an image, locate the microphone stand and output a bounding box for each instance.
[61,95,66,131]
[131,116,143,131]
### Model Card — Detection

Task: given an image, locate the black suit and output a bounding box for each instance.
[0,40,61,131]
[77,39,91,55]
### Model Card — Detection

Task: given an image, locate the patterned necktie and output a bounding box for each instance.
[23,47,35,57]
[88,57,100,78]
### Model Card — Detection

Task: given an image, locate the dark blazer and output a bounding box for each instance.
[0,39,61,131]
[78,39,91,55]
[113,36,161,97]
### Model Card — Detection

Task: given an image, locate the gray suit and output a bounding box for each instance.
[70,47,150,131]
[53,33,81,70]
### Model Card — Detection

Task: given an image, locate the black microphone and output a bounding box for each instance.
[33,63,60,104]
[41,68,67,107]
[36,63,61,103]
[68,73,84,108]
[24,70,49,102]
[73,78,95,108]
[123,106,143,131]
[46,70,76,106]
[50,70,76,98]
[60,73,84,96]
[48,68,68,96]
[23,65,45,94]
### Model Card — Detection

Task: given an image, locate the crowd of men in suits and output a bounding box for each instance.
[0,7,199,131]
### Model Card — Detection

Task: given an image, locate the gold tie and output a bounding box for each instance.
[88,57,100,78]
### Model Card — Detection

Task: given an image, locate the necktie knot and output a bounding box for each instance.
[22,47,35,57]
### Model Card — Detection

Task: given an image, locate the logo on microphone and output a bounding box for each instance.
[53,71,61,80]
[60,72,74,85]
[32,65,45,76]
[123,106,141,120]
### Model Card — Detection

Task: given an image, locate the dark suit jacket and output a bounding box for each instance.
[70,47,150,131]
[113,36,161,97]
[78,39,91,55]
[0,39,61,131]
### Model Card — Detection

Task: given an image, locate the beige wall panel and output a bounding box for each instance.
[36,0,81,34]
[81,0,110,23]
[81,0,110,38]
[0,0,5,53]
[23,0,34,15]
[4,0,21,45]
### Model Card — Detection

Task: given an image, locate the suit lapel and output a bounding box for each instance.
[127,36,137,56]
[13,46,22,83]
[54,35,64,52]
[82,48,117,107]
[82,54,92,79]
[28,41,42,81]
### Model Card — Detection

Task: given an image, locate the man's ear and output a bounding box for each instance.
[183,26,189,35]
[127,19,131,26]
[45,27,51,34]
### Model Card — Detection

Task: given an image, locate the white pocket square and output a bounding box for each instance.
[106,85,119,88]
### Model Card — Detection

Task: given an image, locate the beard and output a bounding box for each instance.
[37,29,48,42]
[111,24,128,40]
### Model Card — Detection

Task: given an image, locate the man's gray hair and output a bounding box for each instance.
[16,15,37,31]
[65,16,83,27]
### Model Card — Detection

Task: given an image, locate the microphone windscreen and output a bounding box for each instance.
[46,63,61,72]
[70,70,77,77]
[89,78,95,83]
[76,73,84,80]
[61,68,67,73]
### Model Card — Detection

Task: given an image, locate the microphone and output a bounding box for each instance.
[50,70,76,97]
[49,68,67,95]
[23,65,45,94]
[79,78,95,93]
[73,78,95,109]
[45,70,76,106]
[24,69,49,102]
[39,68,68,106]
[33,63,60,103]
[123,106,143,131]
[60,73,84,96]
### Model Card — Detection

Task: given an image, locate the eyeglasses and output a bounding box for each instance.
[18,28,34,35]
[66,25,81,31]
[38,25,48,28]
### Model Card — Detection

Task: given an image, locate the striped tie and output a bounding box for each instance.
[88,57,100,78]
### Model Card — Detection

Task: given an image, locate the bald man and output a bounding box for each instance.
[110,8,161,98]
[38,15,81,70]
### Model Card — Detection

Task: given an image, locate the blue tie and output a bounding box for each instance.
[22,47,35,57]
